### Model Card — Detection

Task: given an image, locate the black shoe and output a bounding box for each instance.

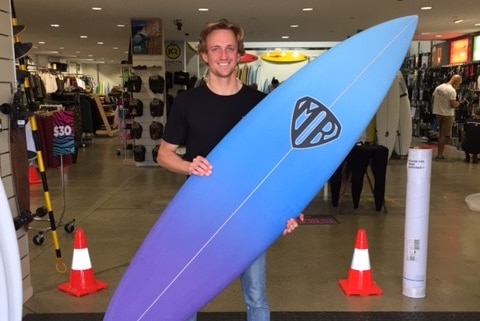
[12,24,25,36]
[14,42,33,60]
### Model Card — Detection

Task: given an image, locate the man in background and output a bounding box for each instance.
[432,74,462,160]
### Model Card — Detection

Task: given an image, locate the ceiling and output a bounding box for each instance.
[12,0,480,65]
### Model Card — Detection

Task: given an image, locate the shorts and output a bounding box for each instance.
[436,115,454,137]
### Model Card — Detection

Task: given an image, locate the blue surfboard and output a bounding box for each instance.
[105,16,417,321]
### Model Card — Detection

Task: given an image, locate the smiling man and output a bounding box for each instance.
[157,18,302,321]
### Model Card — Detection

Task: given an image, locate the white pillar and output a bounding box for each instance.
[402,147,432,298]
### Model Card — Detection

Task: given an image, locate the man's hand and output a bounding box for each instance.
[283,213,304,236]
[188,156,213,176]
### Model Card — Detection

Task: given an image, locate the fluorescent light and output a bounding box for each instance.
[50,24,60,28]
[454,19,464,24]
[302,8,313,12]
[290,24,299,28]
[421,6,432,10]
[92,7,102,11]
[198,8,209,12]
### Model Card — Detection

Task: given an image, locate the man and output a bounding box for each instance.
[431,74,462,160]
[157,19,302,321]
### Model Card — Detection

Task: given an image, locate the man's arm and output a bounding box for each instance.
[449,99,460,109]
[157,140,212,176]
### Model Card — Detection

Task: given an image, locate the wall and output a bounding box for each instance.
[80,63,124,94]
[0,0,33,303]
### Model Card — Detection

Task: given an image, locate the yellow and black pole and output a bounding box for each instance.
[11,0,67,273]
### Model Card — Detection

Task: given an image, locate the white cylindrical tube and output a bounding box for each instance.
[402,147,432,298]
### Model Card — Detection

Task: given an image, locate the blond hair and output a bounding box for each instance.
[197,19,245,55]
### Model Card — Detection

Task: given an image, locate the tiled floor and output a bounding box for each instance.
[23,136,480,316]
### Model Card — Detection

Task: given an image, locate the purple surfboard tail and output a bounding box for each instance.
[105,15,418,321]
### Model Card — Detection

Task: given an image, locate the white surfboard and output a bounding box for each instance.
[376,70,401,158]
[0,180,23,321]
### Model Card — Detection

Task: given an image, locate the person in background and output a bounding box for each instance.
[157,18,303,321]
[431,74,462,160]
[461,107,480,163]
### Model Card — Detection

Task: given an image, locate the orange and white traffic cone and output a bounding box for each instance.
[58,229,107,297]
[338,228,382,296]
[28,166,41,184]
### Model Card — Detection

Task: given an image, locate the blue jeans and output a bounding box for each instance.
[185,253,270,321]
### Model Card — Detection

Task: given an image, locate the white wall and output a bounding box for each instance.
[80,63,123,94]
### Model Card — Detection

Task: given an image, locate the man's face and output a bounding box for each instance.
[201,29,240,79]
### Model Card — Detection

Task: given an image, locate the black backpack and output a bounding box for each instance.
[149,121,164,140]
[150,98,164,117]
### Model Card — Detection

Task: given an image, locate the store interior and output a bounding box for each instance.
[1,2,480,320]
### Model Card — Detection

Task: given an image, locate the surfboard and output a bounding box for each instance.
[0,179,23,321]
[239,53,258,64]
[394,71,413,156]
[376,69,401,159]
[104,16,417,321]
[261,51,308,63]
[0,249,9,321]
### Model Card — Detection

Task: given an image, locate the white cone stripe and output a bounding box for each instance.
[71,248,92,270]
[350,248,371,271]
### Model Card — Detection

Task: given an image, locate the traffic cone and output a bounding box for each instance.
[338,229,382,296]
[58,229,107,297]
[28,166,41,184]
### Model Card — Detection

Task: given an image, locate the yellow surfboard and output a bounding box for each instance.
[261,51,308,63]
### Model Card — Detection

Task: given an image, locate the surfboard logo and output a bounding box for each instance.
[291,96,341,148]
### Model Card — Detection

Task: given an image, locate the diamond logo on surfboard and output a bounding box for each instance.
[291,96,341,148]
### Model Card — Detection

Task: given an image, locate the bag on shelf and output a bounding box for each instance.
[149,75,165,94]
[127,74,143,92]
[134,144,146,162]
[150,98,164,117]
[127,98,143,117]
[149,121,164,140]
[131,121,143,139]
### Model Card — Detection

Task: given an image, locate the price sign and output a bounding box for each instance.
[52,111,75,156]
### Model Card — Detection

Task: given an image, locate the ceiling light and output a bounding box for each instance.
[113,47,119,50]
[38,41,45,45]
[198,8,209,12]
[281,35,289,39]
[302,8,313,12]
[92,7,102,11]
[117,24,125,28]
[475,23,480,26]
[454,19,464,24]
[97,42,104,45]
[290,24,299,28]
[420,6,432,10]
[80,35,88,39]
[50,24,60,28]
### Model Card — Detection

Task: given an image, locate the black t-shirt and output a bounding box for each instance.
[163,84,266,161]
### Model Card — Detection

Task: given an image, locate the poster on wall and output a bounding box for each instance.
[165,41,184,70]
[431,42,449,67]
[473,35,480,61]
[449,37,471,64]
[131,19,163,55]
